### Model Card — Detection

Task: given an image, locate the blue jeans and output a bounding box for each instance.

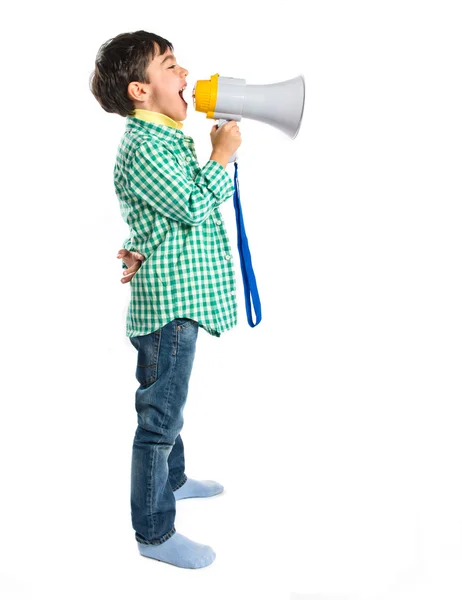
[129,318,199,545]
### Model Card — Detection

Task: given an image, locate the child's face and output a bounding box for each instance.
[128,43,189,121]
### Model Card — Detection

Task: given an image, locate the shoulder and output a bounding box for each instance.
[128,135,174,159]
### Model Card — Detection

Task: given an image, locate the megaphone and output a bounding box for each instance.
[193,73,305,156]
[191,73,305,329]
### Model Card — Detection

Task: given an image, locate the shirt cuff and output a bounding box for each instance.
[202,160,235,204]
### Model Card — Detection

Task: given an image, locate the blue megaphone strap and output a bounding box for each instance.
[232,161,262,327]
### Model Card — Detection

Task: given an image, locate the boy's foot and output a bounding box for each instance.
[173,478,224,501]
[138,532,215,568]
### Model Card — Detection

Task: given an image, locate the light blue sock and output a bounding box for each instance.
[173,478,224,501]
[138,532,215,568]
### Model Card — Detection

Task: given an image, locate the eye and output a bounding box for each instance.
[168,65,176,69]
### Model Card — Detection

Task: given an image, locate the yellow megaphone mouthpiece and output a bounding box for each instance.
[192,73,219,119]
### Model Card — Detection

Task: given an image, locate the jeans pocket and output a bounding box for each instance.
[174,318,197,331]
[129,331,161,387]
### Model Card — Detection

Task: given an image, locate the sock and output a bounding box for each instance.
[173,478,224,501]
[138,532,215,569]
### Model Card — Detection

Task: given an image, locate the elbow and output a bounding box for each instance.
[187,213,208,227]
[185,205,216,227]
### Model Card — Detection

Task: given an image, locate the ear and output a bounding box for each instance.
[127,81,146,103]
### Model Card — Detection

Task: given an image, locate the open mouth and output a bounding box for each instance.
[179,86,188,107]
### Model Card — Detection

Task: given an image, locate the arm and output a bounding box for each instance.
[129,141,235,226]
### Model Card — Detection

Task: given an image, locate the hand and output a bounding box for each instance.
[210,120,242,163]
[116,249,145,284]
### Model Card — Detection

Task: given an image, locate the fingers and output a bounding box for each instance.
[212,121,240,132]
[117,249,144,260]
[227,121,241,136]
[122,261,140,276]
[121,272,137,283]
[117,250,145,270]
[121,260,141,284]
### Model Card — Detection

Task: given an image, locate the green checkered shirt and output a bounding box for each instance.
[114,115,238,337]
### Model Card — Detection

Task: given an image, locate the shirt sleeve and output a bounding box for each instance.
[128,140,235,226]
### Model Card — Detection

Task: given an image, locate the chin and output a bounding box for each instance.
[178,102,188,120]
[168,109,187,122]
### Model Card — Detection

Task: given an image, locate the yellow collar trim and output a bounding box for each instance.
[131,109,183,130]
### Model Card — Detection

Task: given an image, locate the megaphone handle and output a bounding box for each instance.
[217,119,238,164]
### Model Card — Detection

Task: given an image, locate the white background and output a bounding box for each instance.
[1,1,461,599]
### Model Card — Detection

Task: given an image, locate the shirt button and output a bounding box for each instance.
[231,290,236,295]
[186,157,192,162]
[225,254,231,260]
[215,219,221,225]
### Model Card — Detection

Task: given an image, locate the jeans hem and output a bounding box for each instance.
[136,525,176,546]
[171,474,188,492]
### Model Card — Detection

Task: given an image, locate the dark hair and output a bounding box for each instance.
[89,30,174,117]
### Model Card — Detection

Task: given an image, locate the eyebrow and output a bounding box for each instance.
[161,54,176,64]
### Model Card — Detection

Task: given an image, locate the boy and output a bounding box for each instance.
[90,30,241,569]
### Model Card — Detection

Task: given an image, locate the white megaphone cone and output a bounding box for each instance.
[193,73,305,162]
[239,76,305,138]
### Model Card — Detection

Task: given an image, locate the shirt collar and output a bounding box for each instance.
[131,109,183,130]
[126,110,186,144]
